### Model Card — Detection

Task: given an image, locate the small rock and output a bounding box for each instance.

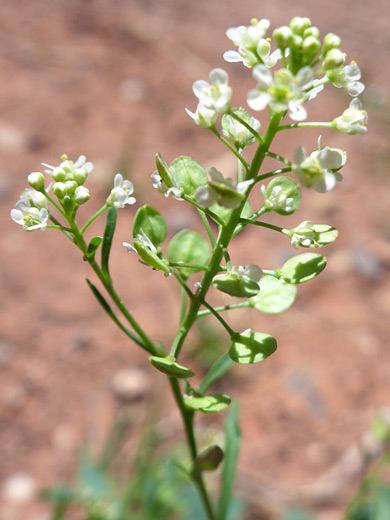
[2,473,37,503]
[111,368,150,403]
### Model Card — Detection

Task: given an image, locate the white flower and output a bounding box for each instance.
[10,200,48,231]
[326,62,365,97]
[221,107,260,147]
[260,184,295,212]
[290,220,317,249]
[151,169,182,199]
[192,69,232,114]
[42,154,93,183]
[231,264,262,283]
[106,174,136,208]
[247,65,314,121]
[185,103,218,128]
[293,137,346,192]
[223,18,271,67]
[19,188,49,210]
[332,98,368,135]
[195,167,253,209]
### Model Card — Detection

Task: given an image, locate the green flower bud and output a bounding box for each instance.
[52,182,67,199]
[302,36,321,61]
[64,180,77,195]
[291,34,303,50]
[74,186,90,205]
[73,168,88,185]
[221,108,260,148]
[289,16,311,36]
[323,48,345,70]
[27,172,45,192]
[303,26,320,39]
[51,167,66,182]
[322,33,341,55]
[272,26,293,50]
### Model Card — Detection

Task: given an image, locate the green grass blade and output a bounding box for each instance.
[198,353,234,394]
[101,207,117,278]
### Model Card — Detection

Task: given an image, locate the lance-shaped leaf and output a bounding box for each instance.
[85,236,103,261]
[101,207,117,277]
[167,230,210,278]
[279,253,326,284]
[229,331,277,364]
[184,393,231,413]
[198,353,234,394]
[132,205,167,247]
[149,355,195,378]
[171,156,208,197]
[249,275,297,314]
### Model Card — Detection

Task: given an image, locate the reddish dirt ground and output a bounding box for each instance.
[1,1,390,519]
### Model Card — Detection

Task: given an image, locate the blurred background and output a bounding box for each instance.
[1,0,390,519]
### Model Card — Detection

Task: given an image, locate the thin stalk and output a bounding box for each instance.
[197,209,216,247]
[201,299,235,337]
[211,129,249,170]
[240,218,288,235]
[255,167,292,183]
[43,191,68,218]
[46,224,73,231]
[265,151,292,166]
[169,262,210,272]
[183,196,224,227]
[80,203,108,234]
[229,112,263,143]
[169,378,216,520]
[197,302,251,319]
[237,147,244,183]
[278,122,333,131]
[179,287,187,325]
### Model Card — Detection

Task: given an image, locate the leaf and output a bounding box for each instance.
[193,446,224,473]
[101,207,117,277]
[249,275,297,314]
[171,156,208,197]
[198,353,234,394]
[132,205,167,247]
[217,401,240,520]
[85,236,103,260]
[229,331,277,364]
[149,356,195,378]
[167,230,211,278]
[279,253,326,284]
[184,394,231,413]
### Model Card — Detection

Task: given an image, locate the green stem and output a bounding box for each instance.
[180,287,187,325]
[201,300,235,337]
[46,224,73,231]
[278,122,333,131]
[255,167,292,183]
[229,112,262,143]
[169,262,210,272]
[182,196,224,227]
[211,129,249,171]
[80,203,108,234]
[240,218,288,235]
[197,209,216,247]
[197,302,251,319]
[43,191,68,218]
[169,378,216,520]
[265,151,292,166]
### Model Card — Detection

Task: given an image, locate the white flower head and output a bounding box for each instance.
[293,137,346,192]
[20,188,49,211]
[332,98,368,135]
[221,107,260,148]
[290,220,317,249]
[185,103,218,129]
[11,201,48,231]
[42,154,93,183]
[260,184,295,213]
[231,264,262,283]
[247,65,314,121]
[192,69,232,114]
[327,61,365,97]
[106,173,136,208]
[224,18,272,68]
[195,167,253,209]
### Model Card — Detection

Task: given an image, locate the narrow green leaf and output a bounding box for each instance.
[132,205,167,247]
[198,353,234,394]
[218,401,241,520]
[86,279,146,349]
[85,236,103,260]
[167,230,211,278]
[101,207,117,277]
[184,394,231,413]
[249,275,297,314]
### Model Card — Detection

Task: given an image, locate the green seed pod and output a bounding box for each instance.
[155,153,174,188]
[213,272,260,298]
[133,237,171,274]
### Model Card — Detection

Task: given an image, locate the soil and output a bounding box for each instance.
[1,1,390,519]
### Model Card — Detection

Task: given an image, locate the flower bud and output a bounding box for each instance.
[322,33,341,55]
[27,172,45,192]
[155,153,174,188]
[221,107,260,148]
[323,48,345,70]
[289,16,311,36]
[302,36,321,62]
[73,168,88,185]
[74,186,90,205]
[303,26,320,39]
[51,167,66,182]
[64,180,77,195]
[52,182,67,199]
[272,26,293,50]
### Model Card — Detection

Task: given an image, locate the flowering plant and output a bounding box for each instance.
[11,16,366,520]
